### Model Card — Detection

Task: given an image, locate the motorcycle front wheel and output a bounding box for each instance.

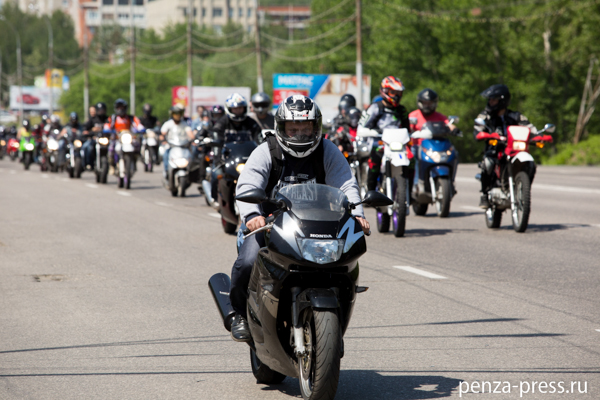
[23,152,32,170]
[99,156,109,184]
[222,216,237,235]
[74,158,82,178]
[512,171,531,233]
[124,155,133,189]
[250,348,286,384]
[144,148,153,173]
[485,206,503,229]
[392,176,407,237]
[178,176,186,197]
[435,177,452,218]
[298,308,341,400]
[412,201,428,216]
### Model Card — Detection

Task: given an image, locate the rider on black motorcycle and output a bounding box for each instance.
[228,94,370,342]
[83,102,109,170]
[140,103,158,130]
[249,92,274,130]
[475,84,536,209]
[358,76,410,191]
[209,93,261,202]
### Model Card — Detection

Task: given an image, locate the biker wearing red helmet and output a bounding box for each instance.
[358,76,410,191]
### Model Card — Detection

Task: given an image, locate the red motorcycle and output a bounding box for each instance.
[7,137,20,161]
[475,119,554,232]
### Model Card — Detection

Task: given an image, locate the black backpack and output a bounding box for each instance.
[265,134,326,196]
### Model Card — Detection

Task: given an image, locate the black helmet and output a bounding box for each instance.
[143,103,152,115]
[170,104,185,117]
[50,114,61,127]
[338,94,357,114]
[95,102,107,116]
[275,95,323,158]
[201,109,210,118]
[481,84,511,113]
[41,114,49,123]
[69,112,79,122]
[347,107,362,129]
[114,98,128,116]
[417,88,439,115]
[251,92,271,115]
[211,105,225,122]
[22,119,31,130]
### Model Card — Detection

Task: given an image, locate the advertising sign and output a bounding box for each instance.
[273,73,371,121]
[9,86,61,111]
[45,69,64,89]
[172,86,252,116]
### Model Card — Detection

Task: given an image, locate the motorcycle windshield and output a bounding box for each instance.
[278,184,347,222]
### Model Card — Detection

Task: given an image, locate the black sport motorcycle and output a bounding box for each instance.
[201,131,257,234]
[95,130,111,183]
[209,185,392,400]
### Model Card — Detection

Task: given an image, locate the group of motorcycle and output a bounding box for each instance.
[329,114,555,236]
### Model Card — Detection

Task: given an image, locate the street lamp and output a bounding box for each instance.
[0,15,23,124]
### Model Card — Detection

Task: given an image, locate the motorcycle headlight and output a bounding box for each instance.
[98,137,109,145]
[74,140,82,148]
[47,141,59,151]
[389,142,403,151]
[12,142,20,148]
[236,163,245,173]
[296,238,345,264]
[121,133,133,144]
[25,143,34,151]
[513,141,527,151]
[175,158,189,168]
[0,140,5,146]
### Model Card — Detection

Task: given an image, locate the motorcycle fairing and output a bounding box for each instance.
[382,128,411,167]
[168,146,191,168]
[511,152,534,164]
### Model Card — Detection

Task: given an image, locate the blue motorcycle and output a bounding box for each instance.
[410,118,460,217]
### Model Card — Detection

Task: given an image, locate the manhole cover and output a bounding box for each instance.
[32,274,66,282]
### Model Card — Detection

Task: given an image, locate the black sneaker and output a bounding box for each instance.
[479,195,490,209]
[230,314,252,342]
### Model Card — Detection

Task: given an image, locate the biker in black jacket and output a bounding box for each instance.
[209,93,261,202]
[474,84,536,208]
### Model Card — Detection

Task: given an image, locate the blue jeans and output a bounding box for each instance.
[163,147,170,175]
[82,139,95,168]
[230,231,265,318]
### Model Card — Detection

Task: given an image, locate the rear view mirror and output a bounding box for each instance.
[236,189,267,204]
[543,123,556,134]
[448,115,460,124]
[474,118,486,126]
[362,191,393,207]
[409,117,418,125]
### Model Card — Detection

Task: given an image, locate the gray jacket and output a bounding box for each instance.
[236,139,364,224]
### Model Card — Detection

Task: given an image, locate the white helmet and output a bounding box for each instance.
[224,93,248,122]
[275,95,323,158]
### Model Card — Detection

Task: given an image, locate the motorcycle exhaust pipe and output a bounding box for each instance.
[208,273,236,332]
[202,180,215,205]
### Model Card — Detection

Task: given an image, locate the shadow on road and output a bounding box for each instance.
[349,318,525,331]
[263,370,462,399]
[524,223,593,233]
[398,228,476,237]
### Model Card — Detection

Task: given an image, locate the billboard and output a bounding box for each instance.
[9,86,61,112]
[172,86,252,117]
[273,74,371,122]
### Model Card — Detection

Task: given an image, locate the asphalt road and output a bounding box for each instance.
[1,157,599,400]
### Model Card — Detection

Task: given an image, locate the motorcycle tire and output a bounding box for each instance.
[222,217,237,235]
[512,171,531,233]
[23,153,31,170]
[298,308,341,400]
[412,201,428,216]
[178,176,186,197]
[10,153,17,161]
[74,158,82,178]
[99,156,109,184]
[376,210,390,233]
[144,148,153,173]
[485,206,503,229]
[125,155,132,190]
[250,348,286,384]
[435,177,452,218]
[68,167,74,178]
[392,176,407,237]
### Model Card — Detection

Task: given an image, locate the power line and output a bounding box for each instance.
[265,34,356,62]
[193,52,257,68]
[136,35,186,49]
[262,14,355,45]
[137,60,186,74]
[193,27,246,40]
[137,45,186,60]
[191,36,254,52]
[89,65,130,79]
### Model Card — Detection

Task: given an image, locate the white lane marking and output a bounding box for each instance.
[533,183,600,195]
[61,178,69,182]
[393,266,447,280]
[455,177,478,183]
[42,174,49,178]
[116,191,131,197]
[208,213,221,218]
[596,329,600,332]
[155,201,171,207]
[461,206,484,213]
[10,170,16,174]
[85,183,98,189]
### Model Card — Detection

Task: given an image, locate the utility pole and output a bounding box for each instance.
[254,0,263,93]
[83,26,89,118]
[355,0,363,109]
[0,51,2,108]
[44,16,54,115]
[130,0,136,114]
[574,58,600,144]
[187,0,193,118]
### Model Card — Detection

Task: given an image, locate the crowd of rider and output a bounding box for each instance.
[0,78,535,209]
